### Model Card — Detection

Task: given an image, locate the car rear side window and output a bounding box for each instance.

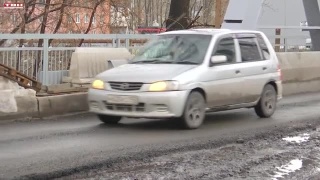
[238,37,263,62]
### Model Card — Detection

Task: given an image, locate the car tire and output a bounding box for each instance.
[255,84,277,118]
[97,115,122,124]
[179,91,206,129]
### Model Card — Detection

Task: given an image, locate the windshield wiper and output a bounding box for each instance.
[130,60,155,64]
[131,59,199,65]
[175,61,199,65]
[131,59,174,64]
[150,60,175,64]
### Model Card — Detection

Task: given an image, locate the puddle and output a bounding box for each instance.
[282,133,310,143]
[272,159,303,180]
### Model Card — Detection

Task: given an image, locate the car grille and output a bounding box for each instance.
[103,102,145,112]
[109,82,143,91]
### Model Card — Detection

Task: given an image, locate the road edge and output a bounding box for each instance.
[1,80,320,121]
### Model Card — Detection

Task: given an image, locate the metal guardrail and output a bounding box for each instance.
[258,26,320,30]
[0,30,315,85]
[0,34,155,85]
[258,26,314,52]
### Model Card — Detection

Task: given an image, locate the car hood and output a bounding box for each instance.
[96,64,197,83]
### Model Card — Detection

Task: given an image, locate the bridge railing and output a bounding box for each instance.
[0,30,316,85]
[257,26,320,52]
[0,34,154,85]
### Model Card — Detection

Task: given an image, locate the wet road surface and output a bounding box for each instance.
[0,92,320,179]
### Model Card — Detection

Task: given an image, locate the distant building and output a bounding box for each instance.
[0,0,118,34]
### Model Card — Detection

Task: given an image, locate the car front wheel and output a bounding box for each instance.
[179,91,206,129]
[97,115,122,124]
[255,84,277,118]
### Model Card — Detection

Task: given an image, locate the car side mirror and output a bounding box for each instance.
[107,59,129,69]
[210,55,227,64]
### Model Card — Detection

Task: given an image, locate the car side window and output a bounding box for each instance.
[238,37,263,62]
[212,37,236,64]
[256,34,270,60]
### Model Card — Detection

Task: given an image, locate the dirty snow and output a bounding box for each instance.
[272,159,303,180]
[282,133,310,143]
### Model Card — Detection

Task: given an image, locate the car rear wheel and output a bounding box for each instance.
[255,84,277,118]
[97,115,122,124]
[179,91,206,129]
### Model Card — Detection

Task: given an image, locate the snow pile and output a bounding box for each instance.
[0,76,36,113]
[0,76,36,97]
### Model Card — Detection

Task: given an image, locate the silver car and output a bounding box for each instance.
[88,29,282,129]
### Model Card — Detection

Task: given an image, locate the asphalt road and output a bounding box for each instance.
[1,92,320,179]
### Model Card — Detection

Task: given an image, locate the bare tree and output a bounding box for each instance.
[0,0,110,78]
[165,0,190,30]
[78,0,105,46]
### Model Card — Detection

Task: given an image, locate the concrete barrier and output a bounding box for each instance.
[277,52,320,95]
[1,51,320,121]
[65,48,133,84]
[283,80,320,95]
[277,52,320,83]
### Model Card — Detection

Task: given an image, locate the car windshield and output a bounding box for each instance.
[131,34,212,65]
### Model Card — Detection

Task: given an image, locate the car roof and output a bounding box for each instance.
[160,28,263,36]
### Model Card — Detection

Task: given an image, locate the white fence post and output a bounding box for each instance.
[42,38,49,85]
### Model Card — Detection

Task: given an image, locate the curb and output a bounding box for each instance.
[1,80,320,121]
[38,93,88,117]
[0,93,88,121]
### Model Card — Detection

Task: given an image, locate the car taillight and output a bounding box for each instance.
[277,64,282,81]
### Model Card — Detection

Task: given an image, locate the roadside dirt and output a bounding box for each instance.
[66,124,320,180]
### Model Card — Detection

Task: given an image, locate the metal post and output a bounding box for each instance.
[112,39,116,47]
[303,0,320,51]
[43,38,49,85]
[275,28,281,52]
[116,39,121,48]
[125,38,130,49]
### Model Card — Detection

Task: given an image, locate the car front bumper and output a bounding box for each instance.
[88,89,190,118]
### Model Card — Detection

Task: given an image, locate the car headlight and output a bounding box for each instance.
[91,79,105,90]
[149,81,179,92]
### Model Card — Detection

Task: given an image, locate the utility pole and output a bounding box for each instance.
[215,0,222,28]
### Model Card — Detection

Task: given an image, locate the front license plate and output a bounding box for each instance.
[106,95,139,105]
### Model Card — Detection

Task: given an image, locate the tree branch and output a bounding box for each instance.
[78,0,105,47]
[49,0,70,45]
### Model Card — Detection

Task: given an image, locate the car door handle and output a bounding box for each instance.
[235,70,240,74]
[262,67,267,70]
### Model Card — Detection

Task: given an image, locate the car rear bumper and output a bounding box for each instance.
[88,89,190,118]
